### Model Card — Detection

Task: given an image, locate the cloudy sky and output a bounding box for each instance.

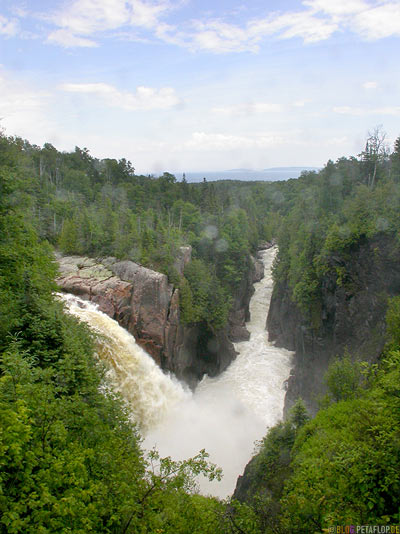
[1,0,399,174]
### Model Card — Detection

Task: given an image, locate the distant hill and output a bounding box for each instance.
[182,167,321,183]
[226,168,256,172]
[263,166,320,172]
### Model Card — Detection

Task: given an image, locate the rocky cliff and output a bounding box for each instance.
[267,233,400,414]
[56,248,262,388]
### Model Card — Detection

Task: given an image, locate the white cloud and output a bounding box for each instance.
[326,136,348,146]
[293,99,312,107]
[353,3,400,39]
[127,0,169,29]
[333,105,400,115]
[333,106,367,115]
[304,0,368,16]
[48,29,98,48]
[0,71,55,141]
[52,0,131,35]
[187,10,338,53]
[184,1,400,51]
[46,0,171,47]
[363,81,378,89]
[191,20,257,53]
[184,132,284,151]
[0,14,19,37]
[212,102,282,115]
[60,82,182,110]
[249,11,338,43]
[41,0,400,52]
[375,106,400,116]
[11,7,29,18]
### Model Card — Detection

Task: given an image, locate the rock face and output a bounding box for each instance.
[56,246,254,388]
[110,260,173,364]
[233,456,256,503]
[267,234,400,414]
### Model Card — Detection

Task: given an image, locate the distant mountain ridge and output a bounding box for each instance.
[225,166,320,172]
[181,167,321,183]
[226,168,256,172]
[263,166,320,172]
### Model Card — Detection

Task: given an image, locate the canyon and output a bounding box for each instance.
[61,245,292,498]
[56,246,264,389]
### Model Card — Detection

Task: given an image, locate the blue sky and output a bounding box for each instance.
[0,0,399,174]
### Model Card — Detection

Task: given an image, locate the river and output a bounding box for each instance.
[61,246,293,498]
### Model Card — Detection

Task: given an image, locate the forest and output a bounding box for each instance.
[1,127,400,532]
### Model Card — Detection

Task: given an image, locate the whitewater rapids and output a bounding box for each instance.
[61,246,293,498]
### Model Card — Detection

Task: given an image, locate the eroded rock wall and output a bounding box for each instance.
[267,234,400,414]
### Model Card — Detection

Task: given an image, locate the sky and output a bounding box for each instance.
[0,0,400,174]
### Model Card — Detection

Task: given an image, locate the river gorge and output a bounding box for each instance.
[61,246,293,498]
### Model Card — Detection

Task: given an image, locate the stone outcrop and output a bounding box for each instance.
[267,233,400,414]
[56,247,244,388]
[111,260,173,364]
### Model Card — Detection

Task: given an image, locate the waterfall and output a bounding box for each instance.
[60,293,189,431]
[60,246,292,498]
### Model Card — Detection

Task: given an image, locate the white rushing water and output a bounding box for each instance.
[61,246,293,499]
[60,293,189,431]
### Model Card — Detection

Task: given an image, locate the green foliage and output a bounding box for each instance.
[323,221,361,253]
[233,400,310,533]
[272,133,400,335]
[0,344,232,533]
[281,376,400,530]
[386,296,400,347]
[241,348,400,533]
[181,259,231,329]
[223,499,261,534]
[217,209,251,290]
[323,353,363,403]
[58,217,80,254]
[289,398,310,429]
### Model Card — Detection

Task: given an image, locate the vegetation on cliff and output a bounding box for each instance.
[272,127,400,328]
